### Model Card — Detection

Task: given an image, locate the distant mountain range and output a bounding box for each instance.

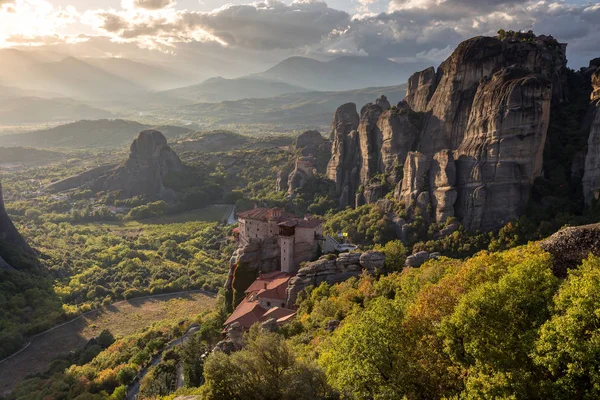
[149,84,408,128]
[0,119,193,149]
[0,97,112,124]
[149,56,423,104]
[152,76,309,103]
[251,56,427,91]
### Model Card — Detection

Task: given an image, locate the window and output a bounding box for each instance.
[281,303,285,308]
[267,301,271,307]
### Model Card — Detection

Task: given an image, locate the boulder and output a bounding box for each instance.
[360,250,386,270]
[296,130,323,148]
[405,251,430,267]
[540,223,600,277]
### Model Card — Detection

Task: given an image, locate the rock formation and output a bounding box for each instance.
[0,183,35,268]
[582,68,600,206]
[326,103,361,207]
[540,223,600,276]
[405,67,437,112]
[295,130,324,156]
[45,130,188,200]
[96,130,185,199]
[327,34,567,231]
[327,101,422,208]
[287,156,315,197]
[224,237,281,291]
[285,251,385,307]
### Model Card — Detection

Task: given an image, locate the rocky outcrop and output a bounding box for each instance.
[0,183,34,259]
[285,251,385,307]
[592,68,600,103]
[376,95,391,110]
[276,167,291,192]
[379,102,422,182]
[327,100,423,208]
[287,156,315,196]
[326,103,361,207]
[454,67,552,231]
[582,69,600,206]
[295,130,324,155]
[225,237,281,290]
[405,67,437,112]
[540,223,600,276]
[95,130,185,199]
[327,34,566,231]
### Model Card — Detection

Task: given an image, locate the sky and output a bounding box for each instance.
[0,0,598,74]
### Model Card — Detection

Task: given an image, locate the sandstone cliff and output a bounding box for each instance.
[327,34,566,231]
[327,98,422,208]
[582,68,600,206]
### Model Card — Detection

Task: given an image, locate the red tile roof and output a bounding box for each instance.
[237,208,297,222]
[262,307,296,322]
[224,298,267,327]
[245,272,290,301]
[295,217,325,229]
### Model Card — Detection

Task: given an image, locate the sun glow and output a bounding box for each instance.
[0,0,79,47]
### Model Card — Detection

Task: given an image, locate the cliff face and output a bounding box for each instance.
[582,68,600,206]
[328,34,566,231]
[326,103,361,207]
[327,98,422,208]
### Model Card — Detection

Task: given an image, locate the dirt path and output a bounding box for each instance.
[0,291,216,396]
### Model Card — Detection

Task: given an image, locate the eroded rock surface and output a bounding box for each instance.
[327,34,566,231]
[286,251,385,307]
[582,69,600,206]
[540,223,600,276]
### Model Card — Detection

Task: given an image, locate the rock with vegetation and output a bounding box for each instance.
[286,251,385,306]
[540,223,600,276]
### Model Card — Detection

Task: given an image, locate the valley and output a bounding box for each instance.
[0,26,600,400]
[0,291,216,396]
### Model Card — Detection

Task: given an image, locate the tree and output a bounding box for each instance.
[319,297,412,399]
[182,334,209,387]
[534,255,600,399]
[440,250,559,398]
[203,327,335,400]
[377,240,407,272]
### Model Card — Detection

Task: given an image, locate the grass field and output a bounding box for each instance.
[0,291,216,396]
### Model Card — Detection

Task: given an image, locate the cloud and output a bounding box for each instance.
[123,0,177,10]
[1,0,599,70]
[87,0,350,51]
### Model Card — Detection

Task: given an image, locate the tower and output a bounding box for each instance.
[278,222,296,273]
